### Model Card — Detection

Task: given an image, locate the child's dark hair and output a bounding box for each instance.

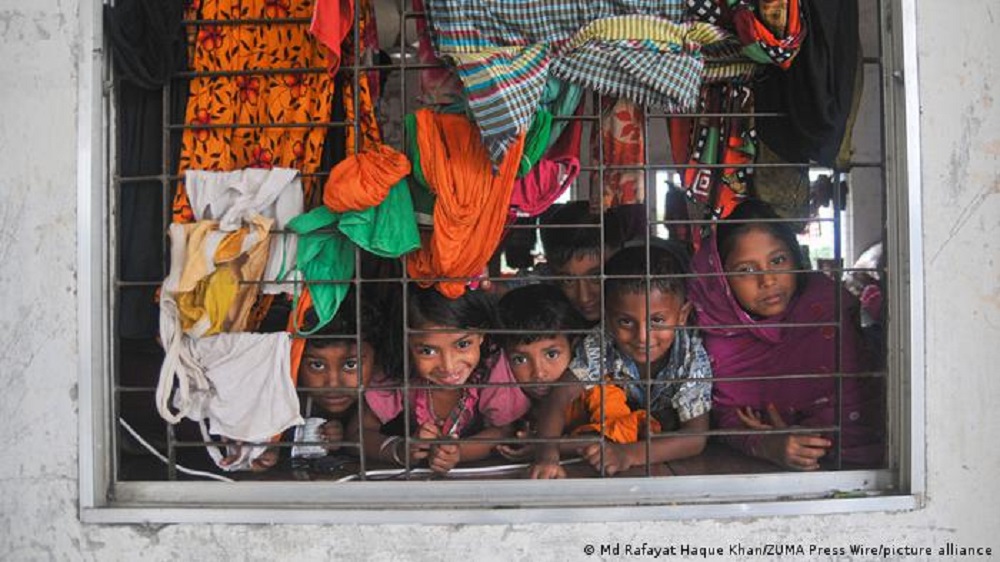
[497,284,588,348]
[305,284,402,375]
[540,201,649,269]
[539,201,600,269]
[716,199,809,274]
[407,285,497,329]
[604,241,691,301]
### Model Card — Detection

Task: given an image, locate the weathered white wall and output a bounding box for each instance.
[1,0,998,559]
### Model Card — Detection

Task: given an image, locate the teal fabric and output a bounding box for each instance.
[541,78,584,152]
[288,182,420,334]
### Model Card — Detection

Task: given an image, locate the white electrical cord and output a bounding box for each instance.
[118,418,235,483]
[120,418,585,483]
[334,457,584,482]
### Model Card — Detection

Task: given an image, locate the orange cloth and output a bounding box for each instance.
[286,287,316,387]
[565,384,662,444]
[173,0,335,222]
[406,109,526,298]
[323,143,411,212]
[310,0,354,73]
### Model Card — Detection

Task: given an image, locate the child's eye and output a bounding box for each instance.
[650,316,668,327]
[306,359,326,372]
[770,254,788,267]
[617,317,634,328]
[734,264,757,274]
[414,346,436,357]
[509,354,527,366]
[544,349,561,360]
[456,339,473,350]
[342,358,358,371]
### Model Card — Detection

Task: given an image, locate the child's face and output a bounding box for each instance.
[505,335,573,399]
[553,252,603,322]
[408,326,484,386]
[299,342,375,415]
[723,227,798,318]
[606,289,691,366]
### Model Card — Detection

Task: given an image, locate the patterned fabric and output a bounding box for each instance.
[674,81,756,218]
[731,0,805,70]
[568,329,713,423]
[174,0,334,223]
[423,0,746,161]
[590,97,646,209]
[340,0,383,155]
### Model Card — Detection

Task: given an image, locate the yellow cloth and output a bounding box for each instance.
[172,215,274,336]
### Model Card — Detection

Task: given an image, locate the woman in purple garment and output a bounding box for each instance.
[687,200,883,470]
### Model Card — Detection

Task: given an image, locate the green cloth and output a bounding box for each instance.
[517,108,553,178]
[287,181,420,334]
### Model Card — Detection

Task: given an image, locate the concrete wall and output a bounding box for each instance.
[1,0,998,559]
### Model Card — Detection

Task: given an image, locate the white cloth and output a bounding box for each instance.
[186,332,301,443]
[156,295,303,470]
[185,167,304,294]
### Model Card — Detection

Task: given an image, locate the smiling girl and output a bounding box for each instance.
[360,286,529,474]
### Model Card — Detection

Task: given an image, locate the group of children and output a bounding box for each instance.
[285,198,884,478]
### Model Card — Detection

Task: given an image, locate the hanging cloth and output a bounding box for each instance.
[423,0,737,162]
[173,0,335,222]
[404,109,526,298]
[755,0,861,167]
[323,143,411,212]
[673,81,756,218]
[590,97,646,209]
[509,156,580,218]
[164,215,274,338]
[309,0,355,73]
[185,167,304,295]
[105,0,189,338]
[288,182,420,334]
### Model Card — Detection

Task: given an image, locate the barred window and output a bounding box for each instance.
[79,0,923,523]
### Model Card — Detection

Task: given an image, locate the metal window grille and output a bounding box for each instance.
[79,0,924,523]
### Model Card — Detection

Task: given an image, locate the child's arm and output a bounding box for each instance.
[578,413,709,476]
[528,371,581,479]
[358,407,433,466]
[736,404,831,471]
[456,424,515,462]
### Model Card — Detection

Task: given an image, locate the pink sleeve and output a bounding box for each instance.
[363,386,403,425]
[309,0,354,73]
[477,354,531,428]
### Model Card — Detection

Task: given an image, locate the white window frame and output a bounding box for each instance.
[77,0,926,524]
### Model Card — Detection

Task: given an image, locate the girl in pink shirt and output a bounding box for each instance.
[361,286,530,474]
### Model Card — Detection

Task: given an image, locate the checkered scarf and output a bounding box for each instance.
[424,0,754,162]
